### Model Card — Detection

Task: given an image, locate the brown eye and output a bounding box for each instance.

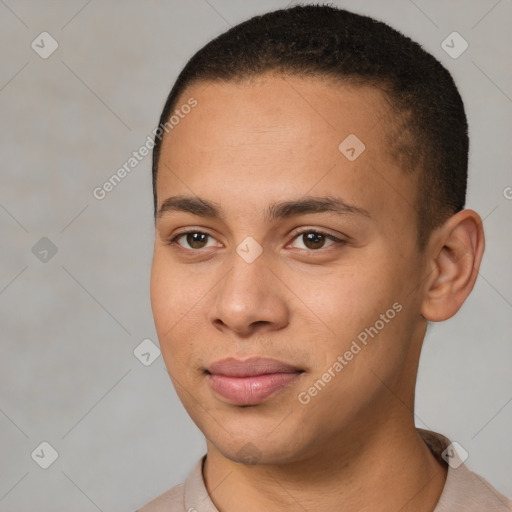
[186,232,208,249]
[303,232,326,249]
[171,231,217,250]
[290,230,341,251]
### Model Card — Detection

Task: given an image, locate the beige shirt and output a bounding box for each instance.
[137,430,512,512]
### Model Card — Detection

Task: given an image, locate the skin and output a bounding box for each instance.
[150,73,484,512]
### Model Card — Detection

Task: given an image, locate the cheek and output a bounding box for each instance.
[150,256,189,360]
[150,251,199,329]
[303,265,394,328]
[150,253,214,373]
[302,257,409,366]
[150,260,176,334]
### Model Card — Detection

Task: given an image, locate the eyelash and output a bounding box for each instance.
[167,228,345,252]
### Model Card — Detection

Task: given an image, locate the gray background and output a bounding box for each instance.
[0,1,511,510]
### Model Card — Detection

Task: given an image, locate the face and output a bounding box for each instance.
[150,74,429,465]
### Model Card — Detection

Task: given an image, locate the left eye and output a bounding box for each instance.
[289,231,340,250]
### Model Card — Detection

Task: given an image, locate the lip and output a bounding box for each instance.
[206,357,304,405]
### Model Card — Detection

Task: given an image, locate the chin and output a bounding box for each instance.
[199,411,314,466]
[214,436,306,466]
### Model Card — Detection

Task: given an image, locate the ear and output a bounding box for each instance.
[421,209,485,322]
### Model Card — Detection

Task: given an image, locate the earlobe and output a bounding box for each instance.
[421,209,485,322]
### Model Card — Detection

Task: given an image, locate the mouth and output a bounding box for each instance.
[205,357,305,406]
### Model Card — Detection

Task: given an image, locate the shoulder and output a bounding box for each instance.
[418,429,512,512]
[438,464,512,512]
[136,482,185,512]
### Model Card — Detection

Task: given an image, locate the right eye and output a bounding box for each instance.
[168,231,220,250]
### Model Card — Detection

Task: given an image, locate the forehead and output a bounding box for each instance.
[166,73,391,156]
[157,74,416,230]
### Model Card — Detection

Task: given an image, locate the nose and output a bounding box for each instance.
[208,251,289,338]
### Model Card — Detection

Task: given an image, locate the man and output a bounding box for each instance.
[139,4,512,511]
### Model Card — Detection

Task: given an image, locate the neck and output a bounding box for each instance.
[203,408,447,512]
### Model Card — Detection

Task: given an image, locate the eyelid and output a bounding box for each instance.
[286,227,346,250]
[288,225,346,240]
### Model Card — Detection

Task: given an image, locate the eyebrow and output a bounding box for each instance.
[157,195,370,221]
